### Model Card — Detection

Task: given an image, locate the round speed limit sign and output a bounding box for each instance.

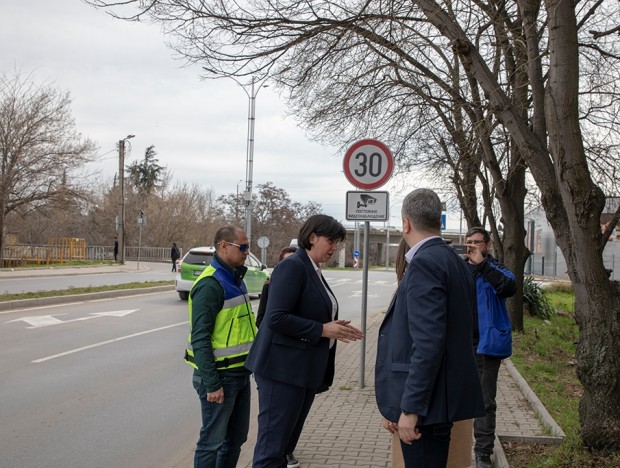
[343,139,393,190]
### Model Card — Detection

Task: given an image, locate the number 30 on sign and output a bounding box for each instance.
[343,139,394,190]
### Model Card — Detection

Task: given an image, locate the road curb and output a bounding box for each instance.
[503,358,566,442]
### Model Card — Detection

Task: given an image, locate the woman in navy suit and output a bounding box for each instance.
[245,215,364,468]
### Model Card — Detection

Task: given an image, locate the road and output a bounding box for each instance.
[0,268,396,467]
[0,262,174,295]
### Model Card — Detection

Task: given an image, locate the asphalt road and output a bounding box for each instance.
[0,262,175,295]
[0,267,396,467]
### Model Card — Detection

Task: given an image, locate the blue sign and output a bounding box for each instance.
[353,250,360,257]
[441,213,446,231]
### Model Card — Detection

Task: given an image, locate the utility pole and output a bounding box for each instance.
[238,76,268,248]
[244,78,256,247]
[118,134,134,264]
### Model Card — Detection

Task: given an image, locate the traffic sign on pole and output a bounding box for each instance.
[343,139,394,190]
[342,139,394,389]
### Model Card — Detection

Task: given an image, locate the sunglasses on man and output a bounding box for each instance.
[223,241,250,252]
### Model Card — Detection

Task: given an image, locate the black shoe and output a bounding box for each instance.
[475,453,493,468]
[286,453,300,468]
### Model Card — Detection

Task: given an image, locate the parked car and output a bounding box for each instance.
[175,246,269,300]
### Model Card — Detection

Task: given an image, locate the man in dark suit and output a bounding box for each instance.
[245,214,364,468]
[375,188,485,467]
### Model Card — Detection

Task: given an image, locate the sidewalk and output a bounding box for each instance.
[237,309,563,468]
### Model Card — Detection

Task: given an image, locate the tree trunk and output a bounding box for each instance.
[498,166,527,333]
[414,0,620,451]
[544,0,620,451]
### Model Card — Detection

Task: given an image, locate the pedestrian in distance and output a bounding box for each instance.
[245,214,364,468]
[383,238,475,468]
[171,242,181,272]
[255,246,298,329]
[113,237,118,262]
[463,227,516,468]
[184,225,256,468]
[375,188,484,468]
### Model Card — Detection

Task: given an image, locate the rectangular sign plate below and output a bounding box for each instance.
[346,191,389,221]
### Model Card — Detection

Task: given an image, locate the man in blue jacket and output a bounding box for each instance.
[464,227,517,468]
[375,189,484,467]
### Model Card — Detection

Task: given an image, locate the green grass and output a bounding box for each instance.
[0,280,174,302]
[507,284,620,467]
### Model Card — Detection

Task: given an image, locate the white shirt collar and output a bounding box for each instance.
[405,235,442,263]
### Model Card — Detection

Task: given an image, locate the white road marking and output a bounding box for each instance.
[6,310,140,328]
[32,321,188,363]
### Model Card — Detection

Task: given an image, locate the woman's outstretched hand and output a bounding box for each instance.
[322,320,364,343]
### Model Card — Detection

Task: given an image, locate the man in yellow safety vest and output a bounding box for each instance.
[184,225,256,468]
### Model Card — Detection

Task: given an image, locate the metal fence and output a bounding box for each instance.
[525,247,618,281]
[1,245,175,266]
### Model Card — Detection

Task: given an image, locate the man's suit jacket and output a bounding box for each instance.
[245,248,337,391]
[375,237,485,426]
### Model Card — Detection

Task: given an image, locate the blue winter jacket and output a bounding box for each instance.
[470,257,516,358]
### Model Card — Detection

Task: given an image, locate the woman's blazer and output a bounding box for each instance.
[245,248,337,390]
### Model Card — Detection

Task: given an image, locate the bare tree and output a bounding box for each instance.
[216,182,323,264]
[0,70,96,260]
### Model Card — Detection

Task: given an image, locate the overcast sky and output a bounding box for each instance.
[0,0,443,229]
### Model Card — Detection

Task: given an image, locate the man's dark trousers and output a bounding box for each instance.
[474,354,502,456]
[401,422,453,467]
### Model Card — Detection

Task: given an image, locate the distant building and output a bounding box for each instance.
[525,197,620,279]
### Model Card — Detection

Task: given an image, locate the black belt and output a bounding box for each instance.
[215,354,247,369]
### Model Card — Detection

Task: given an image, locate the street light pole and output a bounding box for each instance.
[239,77,268,248]
[118,134,134,264]
[236,179,243,224]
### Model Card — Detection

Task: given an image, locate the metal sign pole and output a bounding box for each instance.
[359,221,370,388]
[342,139,393,391]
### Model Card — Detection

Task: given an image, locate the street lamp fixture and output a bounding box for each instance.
[118,134,135,264]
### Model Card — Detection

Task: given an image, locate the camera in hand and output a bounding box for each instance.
[452,244,468,255]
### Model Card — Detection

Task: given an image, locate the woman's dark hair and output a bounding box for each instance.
[395,238,409,283]
[298,215,346,250]
[278,246,297,261]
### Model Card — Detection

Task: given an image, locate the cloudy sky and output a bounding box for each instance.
[0,0,434,228]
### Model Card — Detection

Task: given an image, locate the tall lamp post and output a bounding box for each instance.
[118,134,135,264]
[239,77,268,247]
[235,179,243,224]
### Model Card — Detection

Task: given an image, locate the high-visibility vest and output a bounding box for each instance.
[184,259,256,371]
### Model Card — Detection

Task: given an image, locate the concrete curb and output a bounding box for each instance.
[0,285,174,312]
[494,434,510,468]
[504,358,566,443]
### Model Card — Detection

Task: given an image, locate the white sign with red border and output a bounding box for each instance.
[343,139,394,190]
